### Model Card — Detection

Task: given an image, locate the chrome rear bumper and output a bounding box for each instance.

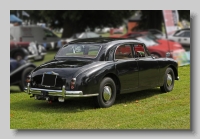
[24,83,98,98]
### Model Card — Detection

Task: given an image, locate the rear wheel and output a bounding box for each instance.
[19,67,35,92]
[160,67,175,93]
[13,51,25,60]
[96,77,116,108]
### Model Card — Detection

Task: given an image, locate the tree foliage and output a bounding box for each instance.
[10,10,190,38]
[11,10,134,38]
[132,10,190,32]
[41,10,134,38]
[133,10,163,31]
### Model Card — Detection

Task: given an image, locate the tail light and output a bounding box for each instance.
[70,78,76,89]
[26,75,31,83]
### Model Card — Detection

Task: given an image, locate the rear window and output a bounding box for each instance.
[56,44,101,58]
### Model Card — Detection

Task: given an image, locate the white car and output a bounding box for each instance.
[168,28,190,48]
[148,29,166,39]
[66,32,101,43]
[10,25,62,50]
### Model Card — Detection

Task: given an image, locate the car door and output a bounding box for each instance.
[172,30,187,45]
[133,44,160,88]
[181,30,190,46]
[114,44,139,93]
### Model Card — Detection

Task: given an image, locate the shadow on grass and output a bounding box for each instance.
[10,88,163,113]
[115,88,162,105]
[10,86,22,93]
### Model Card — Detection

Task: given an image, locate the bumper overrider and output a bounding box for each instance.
[24,83,98,102]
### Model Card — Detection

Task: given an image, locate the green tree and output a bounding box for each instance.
[39,10,134,38]
[132,10,190,31]
[10,10,189,38]
[13,10,133,38]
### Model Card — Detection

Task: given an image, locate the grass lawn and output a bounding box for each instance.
[10,49,190,129]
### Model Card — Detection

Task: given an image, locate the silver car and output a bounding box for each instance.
[168,28,190,48]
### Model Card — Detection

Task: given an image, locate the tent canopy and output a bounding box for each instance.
[10,14,22,23]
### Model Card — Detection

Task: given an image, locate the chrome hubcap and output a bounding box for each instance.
[103,86,112,101]
[167,73,172,86]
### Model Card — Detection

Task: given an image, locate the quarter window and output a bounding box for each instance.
[133,44,147,57]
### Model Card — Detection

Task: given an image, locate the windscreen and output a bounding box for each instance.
[56,44,101,58]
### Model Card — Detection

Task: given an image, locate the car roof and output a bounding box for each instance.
[176,28,190,32]
[180,28,190,30]
[68,37,142,45]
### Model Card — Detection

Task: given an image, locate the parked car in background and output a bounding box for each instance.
[65,32,102,43]
[95,27,111,33]
[10,34,46,61]
[24,38,179,108]
[109,27,124,38]
[10,57,36,91]
[113,31,186,59]
[148,29,166,39]
[168,28,190,48]
[10,25,64,50]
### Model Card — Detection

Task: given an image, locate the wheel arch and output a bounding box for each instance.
[168,65,178,80]
[103,73,121,95]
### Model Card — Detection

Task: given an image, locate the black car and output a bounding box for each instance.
[24,38,179,108]
[10,57,36,91]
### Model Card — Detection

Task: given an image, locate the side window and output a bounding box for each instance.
[44,29,57,37]
[133,44,147,58]
[115,44,133,60]
[174,31,184,37]
[184,31,190,37]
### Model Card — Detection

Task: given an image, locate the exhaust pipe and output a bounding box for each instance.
[58,97,65,102]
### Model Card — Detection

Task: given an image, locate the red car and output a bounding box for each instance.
[111,31,186,59]
[10,34,46,61]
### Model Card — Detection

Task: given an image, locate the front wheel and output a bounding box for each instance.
[160,67,175,93]
[96,77,116,108]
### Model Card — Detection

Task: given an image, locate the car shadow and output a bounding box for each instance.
[11,97,97,113]
[10,88,163,113]
[115,87,162,105]
[10,87,22,93]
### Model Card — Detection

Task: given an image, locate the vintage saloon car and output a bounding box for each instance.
[24,38,179,108]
